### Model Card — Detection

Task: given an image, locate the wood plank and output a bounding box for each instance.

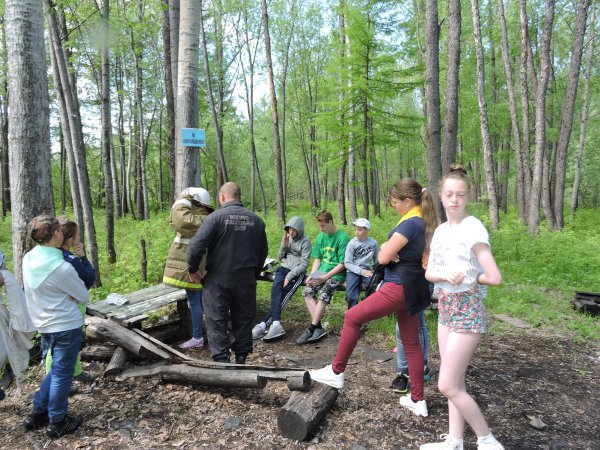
[132,328,195,362]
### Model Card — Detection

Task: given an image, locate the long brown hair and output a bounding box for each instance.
[388,178,439,249]
[29,215,60,244]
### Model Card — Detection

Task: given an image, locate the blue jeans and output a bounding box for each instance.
[395,309,429,373]
[186,289,203,339]
[262,267,304,325]
[33,328,83,423]
[345,272,371,309]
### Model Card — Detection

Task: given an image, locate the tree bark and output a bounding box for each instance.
[337,1,347,225]
[552,0,591,228]
[424,0,443,217]
[519,0,533,206]
[571,6,595,217]
[442,0,461,173]
[104,346,129,376]
[6,0,54,279]
[162,0,177,205]
[470,0,499,228]
[261,0,286,222]
[175,0,201,194]
[527,0,555,234]
[498,0,526,222]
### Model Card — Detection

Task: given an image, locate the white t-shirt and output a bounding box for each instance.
[429,216,489,294]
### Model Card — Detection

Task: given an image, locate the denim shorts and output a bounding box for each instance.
[438,286,488,333]
[302,279,343,304]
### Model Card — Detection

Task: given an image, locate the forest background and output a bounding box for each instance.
[0,0,599,341]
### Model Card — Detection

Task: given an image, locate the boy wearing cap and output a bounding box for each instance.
[344,218,378,309]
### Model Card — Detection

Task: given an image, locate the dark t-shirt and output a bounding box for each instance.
[384,217,425,284]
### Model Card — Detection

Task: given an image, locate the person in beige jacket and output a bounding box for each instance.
[163,187,214,349]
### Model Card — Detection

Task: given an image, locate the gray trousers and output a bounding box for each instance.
[202,274,257,360]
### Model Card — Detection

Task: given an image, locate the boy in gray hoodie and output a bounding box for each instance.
[252,216,311,341]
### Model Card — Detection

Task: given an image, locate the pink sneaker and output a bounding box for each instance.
[178,337,204,349]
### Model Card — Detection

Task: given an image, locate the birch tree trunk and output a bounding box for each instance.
[442,0,461,173]
[346,30,357,221]
[101,0,116,263]
[175,0,201,194]
[6,0,54,280]
[571,6,595,218]
[470,0,499,228]
[552,0,591,228]
[169,0,180,106]
[162,0,176,204]
[337,1,347,225]
[261,0,286,222]
[498,0,526,222]
[519,0,533,205]
[0,21,9,218]
[527,0,555,234]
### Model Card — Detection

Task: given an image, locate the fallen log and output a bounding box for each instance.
[80,345,117,362]
[86,316,171,360]
[118,363,268,389]
[104,346,129,377]
[277,382,338,441]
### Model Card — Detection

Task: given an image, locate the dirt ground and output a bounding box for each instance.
[1,318,599,450]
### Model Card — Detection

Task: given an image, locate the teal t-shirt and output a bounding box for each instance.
[312,229,350,282]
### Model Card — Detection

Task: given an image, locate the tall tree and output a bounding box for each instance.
[162,0,176,203]
[442,0,461,173]
[552,0,591,228]
[6,0,54,280]
[174,0,201,194]
[470,0,499,228]
[527,0,555,234]
[261,0,285,222]
[337,0,347,225]
[424,0,443,215]
[571,5,595,217]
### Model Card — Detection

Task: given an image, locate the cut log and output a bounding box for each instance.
[104,346,129,376]
[86,316,171,360]
[80,345,117,362]
[118,363,267,389]
[277,382,338,441]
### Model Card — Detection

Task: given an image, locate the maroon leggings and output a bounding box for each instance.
[332,282,425,400]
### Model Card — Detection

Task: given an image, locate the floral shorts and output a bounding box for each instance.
[438,287,488,333]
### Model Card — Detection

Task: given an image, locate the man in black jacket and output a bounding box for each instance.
[188,182,268,364]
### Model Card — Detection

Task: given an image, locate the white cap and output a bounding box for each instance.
[351,218,371,230]
[181,187,213,210]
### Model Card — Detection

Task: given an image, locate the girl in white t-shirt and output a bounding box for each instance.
[421,165,503,450]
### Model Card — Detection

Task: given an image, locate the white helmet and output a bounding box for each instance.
[181,187,213,209]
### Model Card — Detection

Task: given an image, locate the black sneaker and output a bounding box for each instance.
[235,354,247,365]
[46,414,83,438]
[0,388,5,401]
[74,371,97,383]
[23,411,49,432]
[391,373,410,394]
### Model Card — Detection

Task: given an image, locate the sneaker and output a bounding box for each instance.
[0,388,4,401]
[178,337,204,349]
[74,371,97,383]
[309,364,344,389]
[399,394,428,417]
[391,373,410,394]
[296,328,313,345]
[263,322,286,341]
[46,414,83,438]
[252,323,267,340]
[477,433,505,450]
[420,434,464,450]
[235,354,248,365]
[23,411,49,432]
[307,327,328,342]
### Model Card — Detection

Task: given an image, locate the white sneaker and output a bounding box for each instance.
[178,337,204,349]
[252,322,267,340]
[399,393,428,417]
[309,364,345,389]
[263,321,286,341]
[420,434,464,450]
[477,433,504,450]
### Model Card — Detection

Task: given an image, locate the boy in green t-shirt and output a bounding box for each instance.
[297,210,350,345]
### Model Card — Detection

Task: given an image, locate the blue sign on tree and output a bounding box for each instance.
[181,128,206,147]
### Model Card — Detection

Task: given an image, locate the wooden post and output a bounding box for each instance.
[277,383,338,441]
[104,346,129,376]
[141,238,147,282]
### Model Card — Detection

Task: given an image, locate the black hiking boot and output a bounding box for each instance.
[23,411,49,432]
[235,354,248,365]
[46,414,83,438]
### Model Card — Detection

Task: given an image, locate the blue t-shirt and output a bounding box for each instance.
[384,217,425,284]
[62,249,96,289]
